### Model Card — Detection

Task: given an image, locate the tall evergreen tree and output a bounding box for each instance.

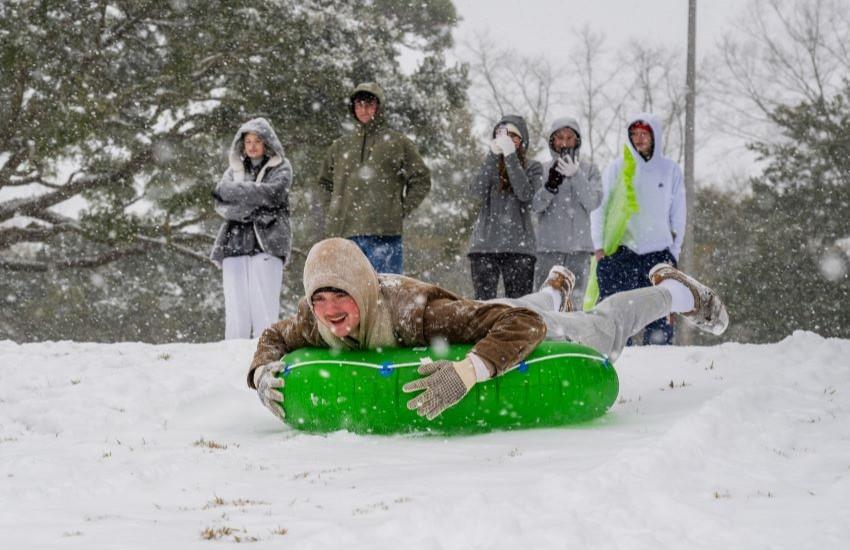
[695,83,850,342]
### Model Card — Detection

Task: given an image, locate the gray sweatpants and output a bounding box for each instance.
[534,251,592,311]
[492,286,672,362]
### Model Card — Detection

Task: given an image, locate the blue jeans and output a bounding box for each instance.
[597,246,676,345]
[348,235,403,274]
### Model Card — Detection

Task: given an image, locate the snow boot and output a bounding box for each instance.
[542,265,576,312]
[649,263,729,335]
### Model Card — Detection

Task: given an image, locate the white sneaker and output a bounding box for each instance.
[649,263,729,335]
[542,266,576,312]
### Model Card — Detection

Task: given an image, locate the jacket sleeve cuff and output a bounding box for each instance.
[468,353,493,381]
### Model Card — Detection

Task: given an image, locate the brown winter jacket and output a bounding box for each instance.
[247,275,547,388]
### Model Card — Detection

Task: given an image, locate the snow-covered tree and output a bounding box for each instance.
[0,0,472,341]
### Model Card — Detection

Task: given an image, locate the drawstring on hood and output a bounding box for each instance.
[303,238,396,350]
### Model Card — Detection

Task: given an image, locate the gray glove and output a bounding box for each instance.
[402,358,476,420]
[255,362,285,421]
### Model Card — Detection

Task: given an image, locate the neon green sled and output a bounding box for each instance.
[278,341,618,435]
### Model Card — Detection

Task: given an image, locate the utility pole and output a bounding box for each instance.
[679,0,697,345]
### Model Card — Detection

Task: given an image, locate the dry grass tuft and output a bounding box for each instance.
[200,526,234,540]
[202,495,269,510]
[193,437,227,450]
[200,525,258,542]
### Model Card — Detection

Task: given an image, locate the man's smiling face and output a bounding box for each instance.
[311,289,361,338]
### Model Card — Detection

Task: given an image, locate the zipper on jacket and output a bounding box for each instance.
[360,130,367,164]
[253,224,268,254]
[252,163,269,254]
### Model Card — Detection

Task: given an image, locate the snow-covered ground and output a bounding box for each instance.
[2,332,848,549]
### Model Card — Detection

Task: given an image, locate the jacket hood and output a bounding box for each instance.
[349,82,387,126]
[625,112,663,163]
[547,116,582,159]
[228,117,285,172]
[302,238,395,350]
[493,114,530,150]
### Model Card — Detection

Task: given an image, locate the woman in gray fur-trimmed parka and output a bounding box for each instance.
[210,117,292,339]
[532,117,602,310]
[467,115,543,300]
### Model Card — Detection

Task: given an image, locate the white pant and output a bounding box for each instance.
[222,253,283,339]
[493,286,672,362]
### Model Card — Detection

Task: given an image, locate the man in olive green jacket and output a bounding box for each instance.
[317,82,431,274]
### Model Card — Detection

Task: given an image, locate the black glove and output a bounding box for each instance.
[545,165,564,193]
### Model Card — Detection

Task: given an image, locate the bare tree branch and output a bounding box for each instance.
[0,243,155,272]
[0,224,70,249]
[0,151,152,223]
[135,235,212,264]
[713,0,848,143]
[0,150,27,189]
[465,33,563,155]
[0,229,216,272]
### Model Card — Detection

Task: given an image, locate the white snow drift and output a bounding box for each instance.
[1,331,848,549]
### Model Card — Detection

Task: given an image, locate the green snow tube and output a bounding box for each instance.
[279,341,618,435]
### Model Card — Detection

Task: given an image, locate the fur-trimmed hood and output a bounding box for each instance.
[228,117,286,179]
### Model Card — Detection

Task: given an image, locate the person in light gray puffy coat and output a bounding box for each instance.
[467,114,543,300]
[532,117,602,310]
[210,117,292,339]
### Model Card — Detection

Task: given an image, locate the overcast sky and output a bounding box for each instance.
[452,0,742,57]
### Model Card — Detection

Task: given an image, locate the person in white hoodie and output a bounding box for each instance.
[590,113,686,345]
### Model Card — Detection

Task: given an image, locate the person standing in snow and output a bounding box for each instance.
[532,117,603,311]
[210,118,292,339]
[317,82,431,274]
[467,115,542,300]
[589,113,686,345]
[250,238,728,423]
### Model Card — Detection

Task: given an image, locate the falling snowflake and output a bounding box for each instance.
[819,252,847,282]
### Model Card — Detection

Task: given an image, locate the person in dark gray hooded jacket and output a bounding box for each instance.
[467,115,543,300]
[210,117,292,339]
[532,117,602,310]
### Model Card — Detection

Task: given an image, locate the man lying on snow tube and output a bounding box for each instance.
[248,238,728,425]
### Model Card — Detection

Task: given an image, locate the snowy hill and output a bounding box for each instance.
[2,332,849,549]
